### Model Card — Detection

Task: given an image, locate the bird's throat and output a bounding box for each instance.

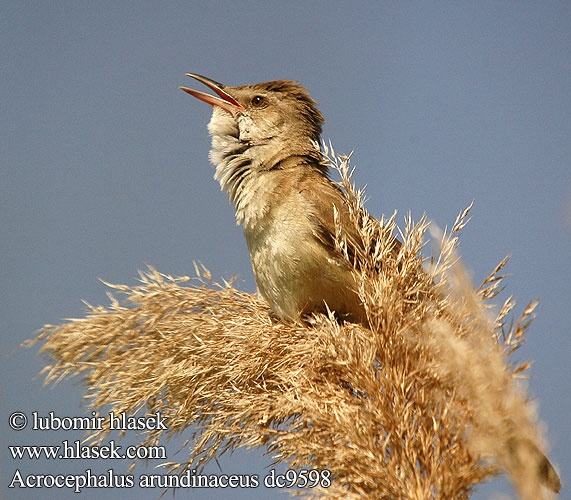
[207,109,324,227]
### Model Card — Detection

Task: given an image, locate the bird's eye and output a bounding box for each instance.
[251,95,265,107]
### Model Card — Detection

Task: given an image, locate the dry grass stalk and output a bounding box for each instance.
[29,146,559,499]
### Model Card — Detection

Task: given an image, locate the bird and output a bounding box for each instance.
[179,73,380,325]
[179,74,561,495]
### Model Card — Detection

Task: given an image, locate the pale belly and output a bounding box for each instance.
[244,207,365,323]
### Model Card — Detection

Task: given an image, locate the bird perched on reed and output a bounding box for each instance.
[180,74,560,494]
[180,73,389,325]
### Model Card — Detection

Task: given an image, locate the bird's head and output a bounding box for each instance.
[180,74,325,170]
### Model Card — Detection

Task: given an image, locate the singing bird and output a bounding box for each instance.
[180,74,560,494]
[180,73,373,325]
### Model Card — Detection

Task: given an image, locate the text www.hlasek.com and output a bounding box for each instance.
[9,440,165,460]
[8,410,332,492]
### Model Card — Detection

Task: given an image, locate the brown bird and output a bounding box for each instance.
[180,73,372,324]
[180,74,561,494]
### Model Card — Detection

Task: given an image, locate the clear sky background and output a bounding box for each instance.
[1,2,569,499]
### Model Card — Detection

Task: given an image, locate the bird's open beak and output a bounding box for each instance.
[179,73,244,114]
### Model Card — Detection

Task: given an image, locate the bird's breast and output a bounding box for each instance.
[242,187,364,323]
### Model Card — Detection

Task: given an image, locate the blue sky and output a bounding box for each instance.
[2,2,569,498]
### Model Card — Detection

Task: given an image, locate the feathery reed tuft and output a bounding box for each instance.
[29,145,559,499]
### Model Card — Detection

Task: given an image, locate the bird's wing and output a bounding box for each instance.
[297,171,377,266]
[297,169,403,269]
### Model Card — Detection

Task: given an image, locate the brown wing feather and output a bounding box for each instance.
[297,169,400,268]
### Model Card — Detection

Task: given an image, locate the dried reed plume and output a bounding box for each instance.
[30,145,560,499]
